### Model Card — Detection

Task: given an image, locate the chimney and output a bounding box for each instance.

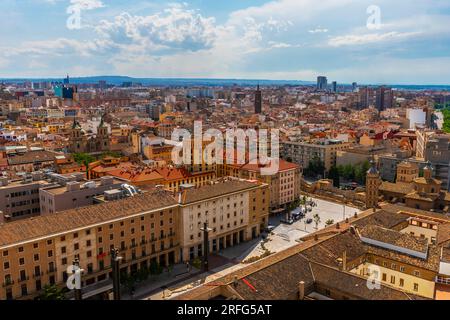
[298,281,305,300]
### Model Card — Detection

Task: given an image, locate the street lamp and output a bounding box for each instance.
[110,248,123,300]
[200,222,212,272]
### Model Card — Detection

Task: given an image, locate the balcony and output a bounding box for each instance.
[2,280,14,288]
[46,268,57,275]
[18,276,30,283]
[33,272,44,279]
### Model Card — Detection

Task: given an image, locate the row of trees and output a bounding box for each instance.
[327,161,371,187]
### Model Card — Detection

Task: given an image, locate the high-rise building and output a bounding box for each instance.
[254,84,262,114]
[352,82,358,92]
[316,76,328,91]
[63,74,70,85]
[332,81,337,93]
[375,86,394,111]
[358,86,375,109]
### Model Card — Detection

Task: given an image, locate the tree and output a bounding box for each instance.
[313,213,321,230]
[73,153,96,174]
[38,284,66,300]
[305,154,325,178]
[327,166,340,187]
[325,219,335,227]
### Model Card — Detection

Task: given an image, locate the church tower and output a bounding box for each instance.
[366,159,380,209]
[69,117,83,153]
[97,114,110,152]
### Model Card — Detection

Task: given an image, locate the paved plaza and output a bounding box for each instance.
[139,197,361,300]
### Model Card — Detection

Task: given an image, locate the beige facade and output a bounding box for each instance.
[0,173,52,223]
[0,191,180,300]
[178,180,269,262]
[282,141,351,172]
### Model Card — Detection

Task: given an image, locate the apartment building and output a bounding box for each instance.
[39,175,128,215]
[282,140,351,172]
[178,179,269,262]
[0,172,53,223]
[0,190,180,300]
[221,159,301,211]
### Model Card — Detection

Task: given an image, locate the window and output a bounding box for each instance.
[3,262,10,270]
[399,279,404,287]
[390,276,395,284]
[382,273,387,282]
[413,283,419,292]
[413,270,420,277]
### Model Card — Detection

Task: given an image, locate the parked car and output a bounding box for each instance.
[281,218,295,225]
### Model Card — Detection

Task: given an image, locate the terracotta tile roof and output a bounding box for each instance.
[180,180,264,204]
[7,150,59,165]
[0,190,178,248]
[353,210,409,229]
[359,225,429,254]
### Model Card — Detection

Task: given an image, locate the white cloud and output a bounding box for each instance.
[70,0,104,10]
[328,31,421,47]
[308,28,328,34]
[95,5,219,53]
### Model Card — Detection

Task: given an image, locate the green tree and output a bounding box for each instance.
[313,213,321,230]
[38,284,66,300]
[305,154,325,178]
[325,219,335,227]
[327,166,340,187]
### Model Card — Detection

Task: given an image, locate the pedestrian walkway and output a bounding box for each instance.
[121,263,200,300]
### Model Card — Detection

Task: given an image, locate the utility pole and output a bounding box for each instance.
[200,222,212,272]
[111,248,123,300]
[72,258,83,301]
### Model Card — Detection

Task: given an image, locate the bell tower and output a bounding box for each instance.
[366,159,380,209]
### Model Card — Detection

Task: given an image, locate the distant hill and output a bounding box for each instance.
[0,76,314,87]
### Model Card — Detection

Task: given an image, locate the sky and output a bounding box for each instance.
[1,0,450,84]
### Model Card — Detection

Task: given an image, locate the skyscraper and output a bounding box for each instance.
[332,81,337,93]
[254,84,262,114]
[375,86,394,111]
[352,82,358,92]
[316,76,328,91]
[64,74,70,84]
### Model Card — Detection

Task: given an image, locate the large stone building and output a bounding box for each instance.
[0,179,269,300]
[218,159,301,211]
[178,179,269,261]
[67,117,110,154]
[282,140,351,172]
[380,161,450,213]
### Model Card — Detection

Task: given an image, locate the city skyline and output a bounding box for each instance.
[1,0,450,84]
